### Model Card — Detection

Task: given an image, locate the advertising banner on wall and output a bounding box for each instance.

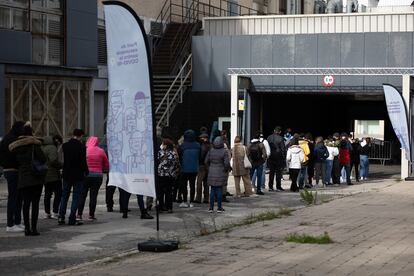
[104,1,156,197]
[383,84,411,162]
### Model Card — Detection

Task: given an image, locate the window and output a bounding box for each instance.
[0,0,63,65]
[150,21,163,37]
[97,27,107,65]
[12,8,28,30]
[31,0,61,11]
[0,6,10,28]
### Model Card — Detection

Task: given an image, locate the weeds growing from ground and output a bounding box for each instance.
[300,189,318,205]
[285,232,334,244]
[201,208,294,236]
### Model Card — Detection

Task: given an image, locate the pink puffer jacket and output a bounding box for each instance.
[86,136,109,173]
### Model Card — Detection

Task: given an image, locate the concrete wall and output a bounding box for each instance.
[0,30,32,64]
[66,0,98,68]
[97,0,257,20]
[192,32,413,91]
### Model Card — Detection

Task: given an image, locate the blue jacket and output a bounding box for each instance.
[314,143,329,163]
[179,130,201,173]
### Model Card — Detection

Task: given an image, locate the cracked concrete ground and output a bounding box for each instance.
[0,165,400,275]
[62,178,414,276]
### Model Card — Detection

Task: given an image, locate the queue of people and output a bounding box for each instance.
[0,122,112,235]
[0,121,374,235]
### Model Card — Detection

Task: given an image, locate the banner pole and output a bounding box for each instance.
[103,0,178,252]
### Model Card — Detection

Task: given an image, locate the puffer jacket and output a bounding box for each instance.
[86,136,109,174]
[179,130,200,173]
[42,136,62,183]
[9,136,47,189]
[205,137,230,187]
[286,145,304,169]
[231,142,249,177]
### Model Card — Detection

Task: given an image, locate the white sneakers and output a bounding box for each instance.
[179,202,193,208]
[6,225,24,233]
[51,213,59,219]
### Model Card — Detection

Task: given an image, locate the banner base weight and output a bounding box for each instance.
[138,240,179,252]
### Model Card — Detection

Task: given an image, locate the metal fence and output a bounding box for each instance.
[369,139,392,165]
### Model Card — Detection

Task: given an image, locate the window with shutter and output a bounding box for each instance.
[150,21,163,37]
[98,27,107,65]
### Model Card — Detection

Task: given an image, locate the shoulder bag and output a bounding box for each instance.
[243,146,252,169]
[32,145,48,176]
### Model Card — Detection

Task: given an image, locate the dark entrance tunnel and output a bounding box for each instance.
[252,93,396,141]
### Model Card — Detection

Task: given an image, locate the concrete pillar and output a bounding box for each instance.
[402,74,411,179]
[0,65,5,137]
[230,74,238,149]
[304,0,315,14]
[89,79,95,136]
[268,0,280,14]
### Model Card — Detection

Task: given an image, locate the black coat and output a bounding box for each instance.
[267,133,286,167]
[351,142,361,163]
[62,138,89,182]
[9,136,47,189]
[0,133,19,170]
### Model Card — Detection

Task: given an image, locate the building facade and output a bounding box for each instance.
[0,0,98,138]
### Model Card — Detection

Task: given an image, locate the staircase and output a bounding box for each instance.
[154,54,192,128]
[152,23,191,75]
[153,75,191,124]
[151,0,263,127]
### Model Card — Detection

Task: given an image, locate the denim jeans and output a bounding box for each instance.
[77,176,103,217]
[359,155,369,178]
[210,186,223,210]
[250,164,264,192]
[298,166,308,188]
[252,161,266,190]
[59,180,83,223]
[4,171,22,227]
[340,164,351,184]
[324,160,333,184]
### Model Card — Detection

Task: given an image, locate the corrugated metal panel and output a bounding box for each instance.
[203,12,414,36]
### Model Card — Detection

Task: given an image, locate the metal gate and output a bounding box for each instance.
[5,77,90,138]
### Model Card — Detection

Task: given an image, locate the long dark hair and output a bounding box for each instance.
[163,138,174,150]
[8,121,25,138]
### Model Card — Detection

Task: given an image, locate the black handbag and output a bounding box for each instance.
[32,145,48,176]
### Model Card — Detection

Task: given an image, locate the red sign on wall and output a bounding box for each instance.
[323,75,335,87]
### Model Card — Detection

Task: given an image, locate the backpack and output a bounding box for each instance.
[249,142,264,164]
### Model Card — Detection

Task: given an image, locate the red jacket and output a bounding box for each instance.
[86,136,109,173]
[339,148,350,165]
